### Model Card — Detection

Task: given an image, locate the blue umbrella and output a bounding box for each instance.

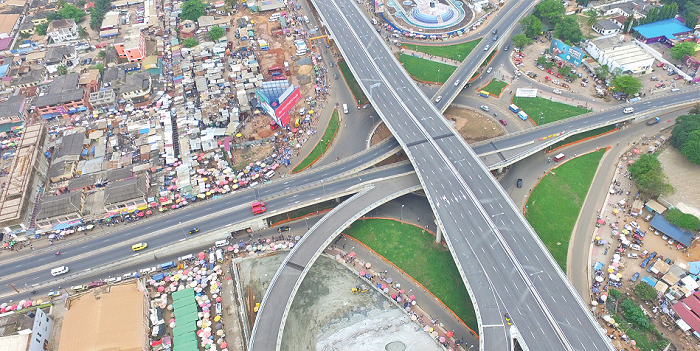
[365,274,371,279]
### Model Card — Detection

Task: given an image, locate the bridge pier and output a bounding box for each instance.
[435,223,442,243]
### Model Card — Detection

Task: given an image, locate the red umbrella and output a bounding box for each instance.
[349,252,356,257]
[227,246,234,251]
[158,286,164,292]
[381,284,387,289]
[359,271,365,276]
[138,212,144,217]
[391,294,397,299]
[198,252,206,260]
[146,210,153,215]
[446,330,453,337]
[409,295,415,300]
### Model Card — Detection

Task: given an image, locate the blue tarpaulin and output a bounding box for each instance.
[52,219,83,231]
[642,276,657,287]
[689,261,700,275]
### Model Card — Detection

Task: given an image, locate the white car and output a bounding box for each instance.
[630,244,641,251]
[553,89,562,95]
[434,96,442,103]
[486,67,493,74]
[139,267,156,275]
[627,253,638,259]
[480,105,490,111]
[484,45,490,51]
[105,276,122,284]
[454,79,461,86]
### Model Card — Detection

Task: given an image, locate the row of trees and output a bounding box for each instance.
[670,41,699,60]
[670,111,700,165]
[89,0,113,31]
[664,208,700,231]
[661,0,699,30]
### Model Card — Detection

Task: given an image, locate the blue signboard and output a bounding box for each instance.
[550,39,584,67]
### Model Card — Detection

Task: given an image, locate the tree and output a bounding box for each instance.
[533,0,566,25]
[537,55,547,66]
[585,10,599,34]
[611,75,641,95]
[20,31,31,39]
[622,15,634,34]
[56,66,68,75]
[78,25,88,39]
[35,22,49,35]
[520,15,543,39]
[609,289,621,299]
[58,4,85,23]
[620,298,651,330]
[670,41,698,60]
[183,37,199,48]
[98,50,106,58]
[545,61,555,69]
[181,0,205,21]
[554,15,584,44]
[576,0,590,6]
[208,26,225,42]
[680,130,700,165]
[670,114,700,151]
[665,208,700,231]
[512,33,532,48]
[594,65,609,80]
[634,283,657,300]
[628,154,674,198]
[558,65,570,75]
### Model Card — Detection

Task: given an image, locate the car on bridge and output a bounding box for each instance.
[189,228,200,234]
[480,105,489,111]
[504,313,512,325]
[434,96,442,103]
[132,242,148,251]
[484,44,490,51]
[454,79,461,87]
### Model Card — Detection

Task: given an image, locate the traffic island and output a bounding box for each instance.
[512,96,590,125]
[292,109,340,173]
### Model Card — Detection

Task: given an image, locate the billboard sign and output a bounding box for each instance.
[274,86,301,128]
[550,39,584,67]
[515,88,538,98]
[684,54,700,72]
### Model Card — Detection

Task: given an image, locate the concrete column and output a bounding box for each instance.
[435,224,442,243]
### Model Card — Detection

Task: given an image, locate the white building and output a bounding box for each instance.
[585,36,655,74]
[592,19,621,36]
[46,19,78,44]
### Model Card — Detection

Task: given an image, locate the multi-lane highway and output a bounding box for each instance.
[300,0,616,349]
[0,145,404,298]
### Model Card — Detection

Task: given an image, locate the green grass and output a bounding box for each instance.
[513,96,590,125]
[401,39,481,62]
[292,110,339,172]
[345,219,478,332]
[338,60,369,105]
[398,54,457,83]
[525,149,606,271]
[549,125,617,150]
[480,79,508,96]
[480,50,496,67]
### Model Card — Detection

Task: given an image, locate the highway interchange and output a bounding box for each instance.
[6,0,699,349]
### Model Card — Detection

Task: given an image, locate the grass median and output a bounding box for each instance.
[292,110,339,173]
[524,149,606,271]
[398,54,456,84]
[338,60,369,105]
[513,96,590,125]
[401,39,481,62]
[480,79,508,96]
[548,125,617,151]
[344,218,478,332]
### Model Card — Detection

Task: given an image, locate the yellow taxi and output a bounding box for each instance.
[131,243,148,251]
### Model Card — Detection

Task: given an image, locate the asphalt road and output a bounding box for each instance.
[472,88,700,168]
[249,173,421,351]
[310,0,616,349]
[0,147,404,298]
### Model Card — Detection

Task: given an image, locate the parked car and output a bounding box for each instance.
[88,281,104,289]
[48,291,61,298]
[630,244,641,251]
[71,285,87,292]
[627,253,638,259]
[640,250,649,258]
[105,276,122,284]
[630,272,640,282]
[499,119,507,125]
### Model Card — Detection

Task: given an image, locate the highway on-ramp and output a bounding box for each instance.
[302,0,617,349]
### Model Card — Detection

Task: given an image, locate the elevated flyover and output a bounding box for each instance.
[249,172,422,351]
[279,0,620,350]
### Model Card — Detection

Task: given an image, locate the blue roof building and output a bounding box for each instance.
[650,214,695,247]
[632,18,693,44]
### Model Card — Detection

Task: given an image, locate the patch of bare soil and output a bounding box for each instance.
[231,143,275,170]
[371,123,407,166]
[444,106,504,143]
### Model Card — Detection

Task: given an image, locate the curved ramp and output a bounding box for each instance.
[248,172,421,351]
